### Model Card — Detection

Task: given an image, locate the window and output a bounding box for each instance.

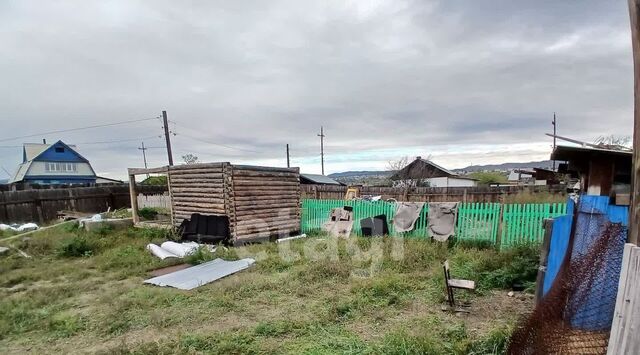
[44,162,77,173]
[55,147,65,153]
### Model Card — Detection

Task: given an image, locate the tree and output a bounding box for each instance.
[387,155,433,187]
[181,153,199,165]
[593,135,632,149]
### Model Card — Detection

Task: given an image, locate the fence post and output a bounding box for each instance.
[496,204,505,249]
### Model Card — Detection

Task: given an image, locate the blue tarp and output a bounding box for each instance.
[541,195,628,331]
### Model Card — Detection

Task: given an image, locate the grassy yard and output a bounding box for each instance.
[0,225,538,354]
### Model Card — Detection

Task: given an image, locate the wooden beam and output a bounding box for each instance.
[128,174,140,224]
[128,166,168,175]
[630,0,640,244]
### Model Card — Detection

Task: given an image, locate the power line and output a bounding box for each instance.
[76,135,162,145]
[0,116,160,143]
[169,120,264,153]
[177,132,262,153]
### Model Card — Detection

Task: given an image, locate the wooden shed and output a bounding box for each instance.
[128,163,301,245]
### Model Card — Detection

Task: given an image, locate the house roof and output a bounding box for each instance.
[23,143,50,161]
[300,173,342,185]
[551,145,632,161]
[10,162,32,183]
[23,141,82,163]
[390,157,458,180]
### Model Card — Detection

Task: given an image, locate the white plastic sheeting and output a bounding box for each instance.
[146,241,214,260]
[78,214,102,227]
[0,223,39,232]
[144,258,255,290]
[147,241,196,259]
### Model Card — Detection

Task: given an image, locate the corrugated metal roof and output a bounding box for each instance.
[300,173,341,185]
[144,258,255,290]
[23,144,50,161]
[9,162,33,183]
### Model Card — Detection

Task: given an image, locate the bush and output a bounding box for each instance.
[138,207,159,220]
[57,236,96,257]
[479,244,540,290]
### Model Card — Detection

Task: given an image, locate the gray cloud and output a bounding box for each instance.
[0,0,633,178]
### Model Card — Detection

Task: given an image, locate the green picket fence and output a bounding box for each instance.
[500,203,567,247]
[301,199,568,247]
[455,203,501,243]
[300,199,428,237]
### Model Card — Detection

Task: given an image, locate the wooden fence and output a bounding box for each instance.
[301,199,568,247]
[0,185,166,224]
[607,243,640,354]
[301,184,565,202]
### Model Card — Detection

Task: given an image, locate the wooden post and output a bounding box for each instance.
[630,0,640,244]
[286,144,290,168]
[162,111,174,166]
[128,172,139,224]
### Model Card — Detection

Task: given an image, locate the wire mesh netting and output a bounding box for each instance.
[508,205,627,354]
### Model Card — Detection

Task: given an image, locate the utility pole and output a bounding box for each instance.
[628,0,640,244]
[317,126,325,175]
[162,110,174,166]
[286,144,290,168]
[552,112,557,171]
[138,142,149,177]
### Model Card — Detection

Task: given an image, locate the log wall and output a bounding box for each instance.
[165,163,301,244]
[167,163,227,225]
[228,165,301,244]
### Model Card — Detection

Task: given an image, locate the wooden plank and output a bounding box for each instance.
[232,180,300,187]
[168,169,223,176]
[129,174,139,224]
[173,207,225,214]
[173,202,225,210]
[128,166,168,175]
[171,196,225,204]
[232,165,299,173]
[232,190,300,197]
[167,173,223,180]
[608,243,635,354]
[630,0,640,243]
[235,203,300,212]
[169,181,224,187]
[611,245,640,354]
[232,171,299,178]
[169,162,225,171]
[170,187,224,194]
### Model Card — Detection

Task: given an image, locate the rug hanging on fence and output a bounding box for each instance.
[507,196,628,354]
[393,202,425,233]
[427,202,458,242]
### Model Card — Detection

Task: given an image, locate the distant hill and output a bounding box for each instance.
[0,179,7,185]
[453,160,554,173]
[328,160,555,182]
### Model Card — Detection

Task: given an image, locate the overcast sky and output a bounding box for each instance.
[0,0,634,180]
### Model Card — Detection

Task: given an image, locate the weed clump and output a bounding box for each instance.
[138,207,159,220]
[184,246,216,265]
[57,235,96,257]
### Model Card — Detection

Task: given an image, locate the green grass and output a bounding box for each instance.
[0,226,537,354]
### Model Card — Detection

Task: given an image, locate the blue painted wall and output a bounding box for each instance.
[35,142,88,163]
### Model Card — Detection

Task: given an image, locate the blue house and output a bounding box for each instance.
[9,140,97,185]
